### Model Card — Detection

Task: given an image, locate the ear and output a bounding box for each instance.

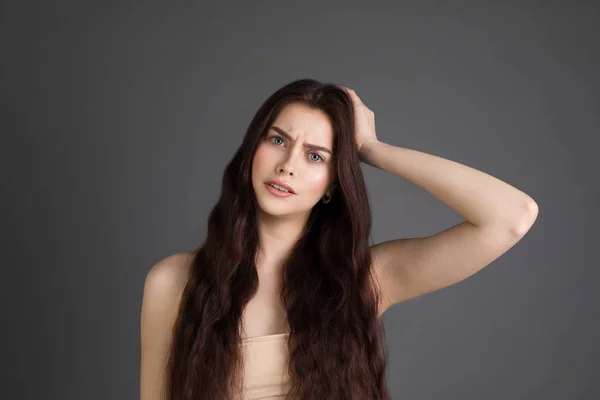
[328,184,337,196]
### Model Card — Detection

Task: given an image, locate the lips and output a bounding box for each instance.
[264,180,295,194]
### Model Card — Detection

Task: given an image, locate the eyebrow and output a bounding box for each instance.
[268,126,332,155]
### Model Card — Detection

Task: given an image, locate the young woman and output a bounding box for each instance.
[140,79,538,399]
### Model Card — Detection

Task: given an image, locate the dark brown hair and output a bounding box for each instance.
[166,79,390,399]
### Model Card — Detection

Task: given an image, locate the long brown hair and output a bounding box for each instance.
[166,79,390,399]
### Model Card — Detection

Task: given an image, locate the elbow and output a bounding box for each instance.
[511,198,539,236]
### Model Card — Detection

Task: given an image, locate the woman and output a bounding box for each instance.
[140,79,539,399]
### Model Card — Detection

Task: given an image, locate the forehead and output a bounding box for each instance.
[271,102,334,147]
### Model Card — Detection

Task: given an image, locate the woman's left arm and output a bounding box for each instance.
[342,87,539,312]
[364,140,539,314]
[360,141,538,233]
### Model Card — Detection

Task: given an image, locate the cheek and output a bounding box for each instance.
[305,169,330,192]
[252,144,270,173]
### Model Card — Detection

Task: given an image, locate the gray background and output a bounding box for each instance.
[1,1,598,399]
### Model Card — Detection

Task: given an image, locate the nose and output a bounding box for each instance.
[276,146,301,177]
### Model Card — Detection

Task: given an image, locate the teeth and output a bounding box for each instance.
[269,184,290,192]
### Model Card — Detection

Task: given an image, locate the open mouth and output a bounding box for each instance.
[264,183,295,196]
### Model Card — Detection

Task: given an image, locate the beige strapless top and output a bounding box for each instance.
[241,332,292,399]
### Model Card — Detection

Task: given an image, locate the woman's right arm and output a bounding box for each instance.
[140,253,192,400]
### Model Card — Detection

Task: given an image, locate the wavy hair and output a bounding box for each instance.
[166,79,390,399]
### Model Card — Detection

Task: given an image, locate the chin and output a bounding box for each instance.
[254,195,310,220]
[255,196,293,216]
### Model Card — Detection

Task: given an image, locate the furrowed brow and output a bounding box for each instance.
[269,126,332,155]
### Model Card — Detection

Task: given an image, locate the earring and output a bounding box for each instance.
[322,194,331,204]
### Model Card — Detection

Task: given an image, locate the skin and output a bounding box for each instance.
[251,102,337,272]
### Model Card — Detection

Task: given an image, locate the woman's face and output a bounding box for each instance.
[252,102,336,218]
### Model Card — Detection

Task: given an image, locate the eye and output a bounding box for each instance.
[269,135,285,146]
[309,153,324,162]
[269,135,325,163]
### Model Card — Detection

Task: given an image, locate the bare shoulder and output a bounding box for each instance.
[140,251,195,399]
[144,251,194,296]
[141,250,195,334]
[371,252,392,318]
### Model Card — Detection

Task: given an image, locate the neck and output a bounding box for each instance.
[255,208,309,270]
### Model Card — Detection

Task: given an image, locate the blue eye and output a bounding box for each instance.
[309,153,324,162]
[270,136,285,146]
[268,135,325,163]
